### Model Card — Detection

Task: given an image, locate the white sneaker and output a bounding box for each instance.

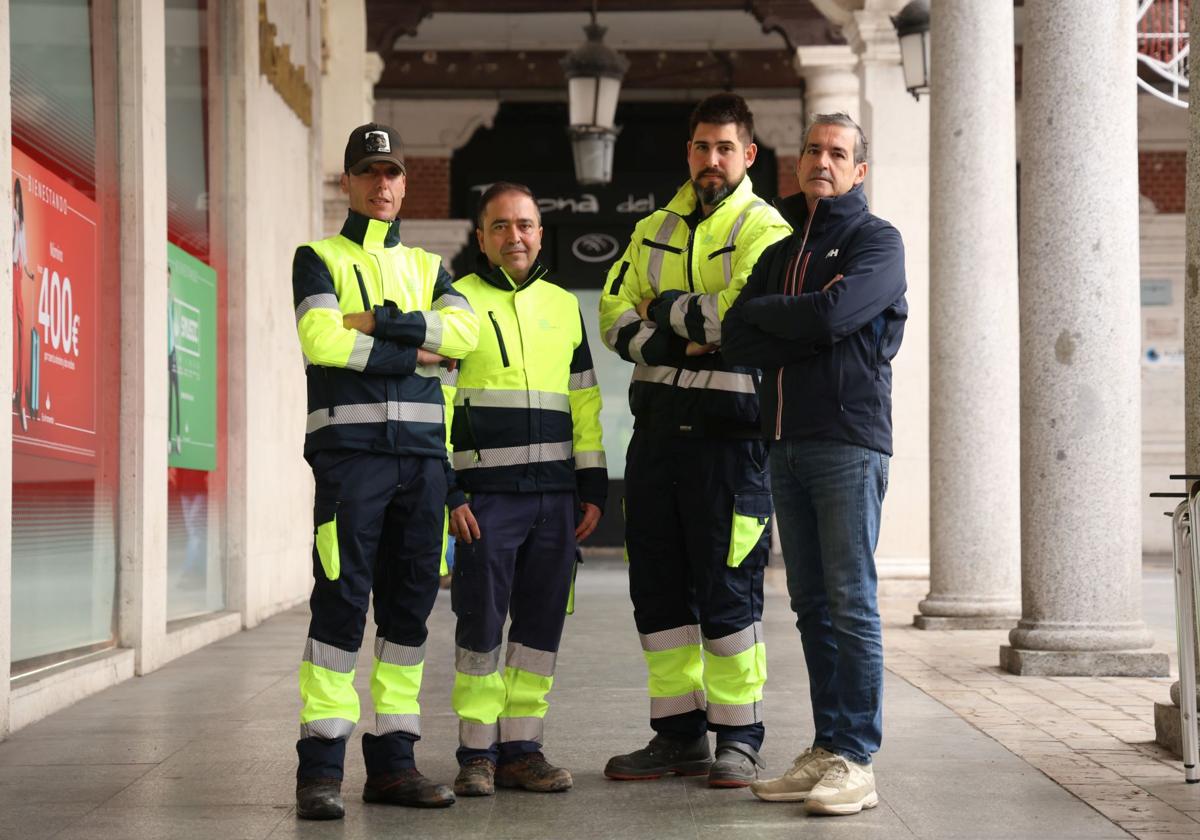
[749,746,837,802]
[804,756,878,816]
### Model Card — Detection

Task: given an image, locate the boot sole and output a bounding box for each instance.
[362,790,456,808]
[805,791,879,816]
[296,806,344,821]
[605,760,713,781]
[708,776,754,789]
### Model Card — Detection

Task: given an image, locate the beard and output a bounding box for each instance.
[692,171,743,208]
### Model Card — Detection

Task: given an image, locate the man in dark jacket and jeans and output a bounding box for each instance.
[722,113,906,817]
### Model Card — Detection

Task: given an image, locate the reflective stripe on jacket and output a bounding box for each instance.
[598,175,790,436]
[446,260,607,511]
[293,210,480,458]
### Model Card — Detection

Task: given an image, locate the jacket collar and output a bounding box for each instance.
[339,209,402,251]
[663,172,759,221]
[475,253,549,292]
[774,183,869,233]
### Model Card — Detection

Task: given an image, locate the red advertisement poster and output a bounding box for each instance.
[11,147,98,464]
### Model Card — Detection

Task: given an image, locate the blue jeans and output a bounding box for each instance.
[769,439,888,765]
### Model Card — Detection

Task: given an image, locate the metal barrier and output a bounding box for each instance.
[1150,474,1200,783]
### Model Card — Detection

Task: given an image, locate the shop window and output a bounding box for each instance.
[10,0,121,672]
[166,0,226,621]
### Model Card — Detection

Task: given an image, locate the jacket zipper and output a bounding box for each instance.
[685,224,696,292]
[353,265,371,310]
[488,311,510,367]
[775,202,818,440]
[462,397,483,462]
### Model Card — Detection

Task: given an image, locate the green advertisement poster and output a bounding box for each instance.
[167,243,217,471]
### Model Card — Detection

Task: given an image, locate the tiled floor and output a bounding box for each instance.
[0,555,1184,839]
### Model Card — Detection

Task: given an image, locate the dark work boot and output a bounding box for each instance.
[708,741,765,788]
[604,734,712,781]
[454,757,496,796]
[495,752,573,792]
[362,768,455,808]
[296,778,344,820]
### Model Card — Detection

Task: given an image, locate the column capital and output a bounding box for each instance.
[844,9,902,63]
[373,98,498,158]
[793,44,860,120]
[745,97,804,157]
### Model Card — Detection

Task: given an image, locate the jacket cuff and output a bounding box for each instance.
[576,467,608,514]
[650,290,684,331]
[446,487,468,512]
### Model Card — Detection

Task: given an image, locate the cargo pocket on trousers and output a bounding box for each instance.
[313,496,341,581]
[726,493,772,568]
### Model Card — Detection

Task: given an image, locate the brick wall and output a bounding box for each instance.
[403,156,451,219]
[1138,151,1185,214]
[777,154,799,198]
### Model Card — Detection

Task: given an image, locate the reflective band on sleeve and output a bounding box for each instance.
[646,215,682,294]
[628,323,656,366]
[604,309,640,350]
[423,311,444,350]
[568,369,598,390]
[650,691,707,719]
[669,295,690,337]
[433,292,472,312]
[374,637,425,667]
[707,699,764,726]
[300,718,356,740]
[453,388,570,413]
[377,712,421,737]
[304,638,357,673]
[306,401,444,434]
[452,440,573,471]
[460,719,499,749]
[699,295,721,344]
[295,293,341,324]
[499,716,545,744]
[456,645,502,676]
[505,642,557,678]
[574,450,607,470]
[346,332,373,372]
[639,624,701,652]
[702,622,764,657]
[440,366,460,387]
[632,365,757,395]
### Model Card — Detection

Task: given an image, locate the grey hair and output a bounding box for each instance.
[802,113,868,165]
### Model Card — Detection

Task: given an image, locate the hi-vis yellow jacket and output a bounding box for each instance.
[293,211,480,458]
[598,175,790,436]
[444,259,607,511]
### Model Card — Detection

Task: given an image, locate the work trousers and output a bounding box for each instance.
[624,431,771,750]
[296,449,445,781]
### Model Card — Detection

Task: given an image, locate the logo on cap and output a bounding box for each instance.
[364,130,391,154]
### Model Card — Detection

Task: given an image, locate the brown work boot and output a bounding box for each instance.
[454,757,496,797]
[495,752,573,792]
[362,767,455,808]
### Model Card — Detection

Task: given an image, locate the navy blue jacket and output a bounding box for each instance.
[722,185,907,454]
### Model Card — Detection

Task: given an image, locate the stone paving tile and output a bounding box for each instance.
[877,593,1196,839]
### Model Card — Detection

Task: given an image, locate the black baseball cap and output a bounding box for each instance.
[344,123,406,175]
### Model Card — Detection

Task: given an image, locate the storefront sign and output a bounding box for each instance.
[11,147,98,464]
[167,243,217,471]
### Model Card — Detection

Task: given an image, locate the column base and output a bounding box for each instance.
[1155,701,1185,758]
[999,646,1169,677]
[913,614,1017,630]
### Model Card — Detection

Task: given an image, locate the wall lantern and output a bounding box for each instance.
[892,0,930,100]
[560,3,629,185]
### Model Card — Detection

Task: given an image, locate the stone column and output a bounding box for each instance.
[1000,0,1166,676]
[915,1,1020,629]
[1156,0,1200,754]
[842,6,931,581]
[794,45,859,120]
[116,0,170,675]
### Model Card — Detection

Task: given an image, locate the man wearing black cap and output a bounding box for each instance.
[290,123,480,819]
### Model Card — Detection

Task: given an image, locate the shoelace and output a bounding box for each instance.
[823,760,850,784]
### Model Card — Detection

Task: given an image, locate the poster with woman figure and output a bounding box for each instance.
[11,147,99,464]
